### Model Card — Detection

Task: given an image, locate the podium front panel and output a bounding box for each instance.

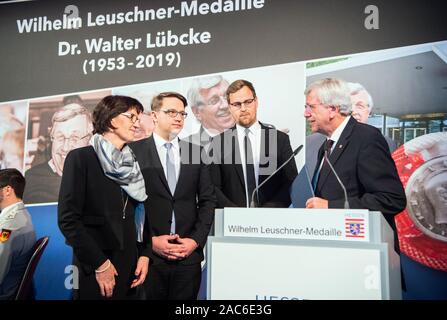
[207,237,391,300]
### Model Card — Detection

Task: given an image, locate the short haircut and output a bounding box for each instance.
[304,78,352,116]
[50,103,93,136]
[225,79,257,103]
[151,92,188,111]
[0,168,26,199]
[92,95,144,134]
[187,75,224,107]
[348,82,374,110]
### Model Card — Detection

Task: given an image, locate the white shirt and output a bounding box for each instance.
[152,132,181,182]
[236,121,261,206]
[315,116,352,178]
[328,116,351,153]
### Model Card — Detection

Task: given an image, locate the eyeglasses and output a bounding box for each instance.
[160,109,188,119]
[204,95,226,107]
[51,133,91,147]
[229,98,256,109]
[120,112,139,124]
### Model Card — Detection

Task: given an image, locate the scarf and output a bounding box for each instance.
[90,134,147,202]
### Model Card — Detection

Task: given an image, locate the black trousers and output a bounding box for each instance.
[145,261,201,300]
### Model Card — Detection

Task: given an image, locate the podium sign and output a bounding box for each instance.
[222,208,370,242]
[208,208,402,300]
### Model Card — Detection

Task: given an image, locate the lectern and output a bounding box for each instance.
[206,208,401,300]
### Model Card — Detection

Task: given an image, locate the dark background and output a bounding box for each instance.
[1,0,447,101]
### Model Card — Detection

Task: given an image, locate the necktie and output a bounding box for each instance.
[312,139,334,191]
[244,128,257,204]
[165,142,177,234]
[324,139,335,158]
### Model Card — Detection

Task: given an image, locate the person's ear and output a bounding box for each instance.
[3,185,12,197]
[328,105,339,119]
[109,117,118,132]
[151,111,158,124]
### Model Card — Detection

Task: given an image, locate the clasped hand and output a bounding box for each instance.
[152,234,198,261]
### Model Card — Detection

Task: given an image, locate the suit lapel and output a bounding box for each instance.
[175,139,189,197]
[226,126,245,187]
[312,141,326,183]
[317,117,355,190]
[148,136,171,195]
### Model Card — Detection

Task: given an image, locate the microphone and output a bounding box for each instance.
[323,146,350,209]
[249,145,303,208]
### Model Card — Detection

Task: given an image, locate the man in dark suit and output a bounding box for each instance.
[210,80,298,208]
[305,82,398,178]
[130,92,216,300]
[304,78,406,230]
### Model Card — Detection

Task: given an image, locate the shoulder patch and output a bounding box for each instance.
[0,229,12,242]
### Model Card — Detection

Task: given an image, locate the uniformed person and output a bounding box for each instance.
[0,168,35,300]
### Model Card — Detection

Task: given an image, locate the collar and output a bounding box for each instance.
[153,132,180,150]
[202,126,220,138]
[236,121,261,135]
[0,201,25,219]
[328,116,351,147]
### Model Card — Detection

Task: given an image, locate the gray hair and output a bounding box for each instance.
[348,82,374,110]
[305,78,352,116]
[187,75,224,108]
[50,103,92,136]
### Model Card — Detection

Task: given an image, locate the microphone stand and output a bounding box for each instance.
[249,145,303,208]
[323,151,350,209]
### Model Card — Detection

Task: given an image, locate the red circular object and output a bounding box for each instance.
[393,143,447,271]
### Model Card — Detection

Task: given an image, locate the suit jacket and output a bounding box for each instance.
[129,136,216,265]
[210,122,298,208]
[313,117,406,229]
[306,132,397,176]
[58,146,152,274]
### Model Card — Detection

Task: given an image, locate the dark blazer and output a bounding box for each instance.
[129,136,216,265]
[210,122,298,208]
[314,117,406,229]
[58,146,152,274]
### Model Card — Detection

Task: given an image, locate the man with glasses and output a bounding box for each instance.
[349,82,397,153]
[185,75,235,149]
[0,169,36,300]
[24,103,93,204]
[306,81,397,176]
[303,78,405,227]
[210,79,297,208]
[130,92,216,300]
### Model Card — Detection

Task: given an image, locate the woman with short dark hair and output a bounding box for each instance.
[58,95,150,300]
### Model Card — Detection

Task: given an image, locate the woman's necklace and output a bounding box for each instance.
[121,190,129,219]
